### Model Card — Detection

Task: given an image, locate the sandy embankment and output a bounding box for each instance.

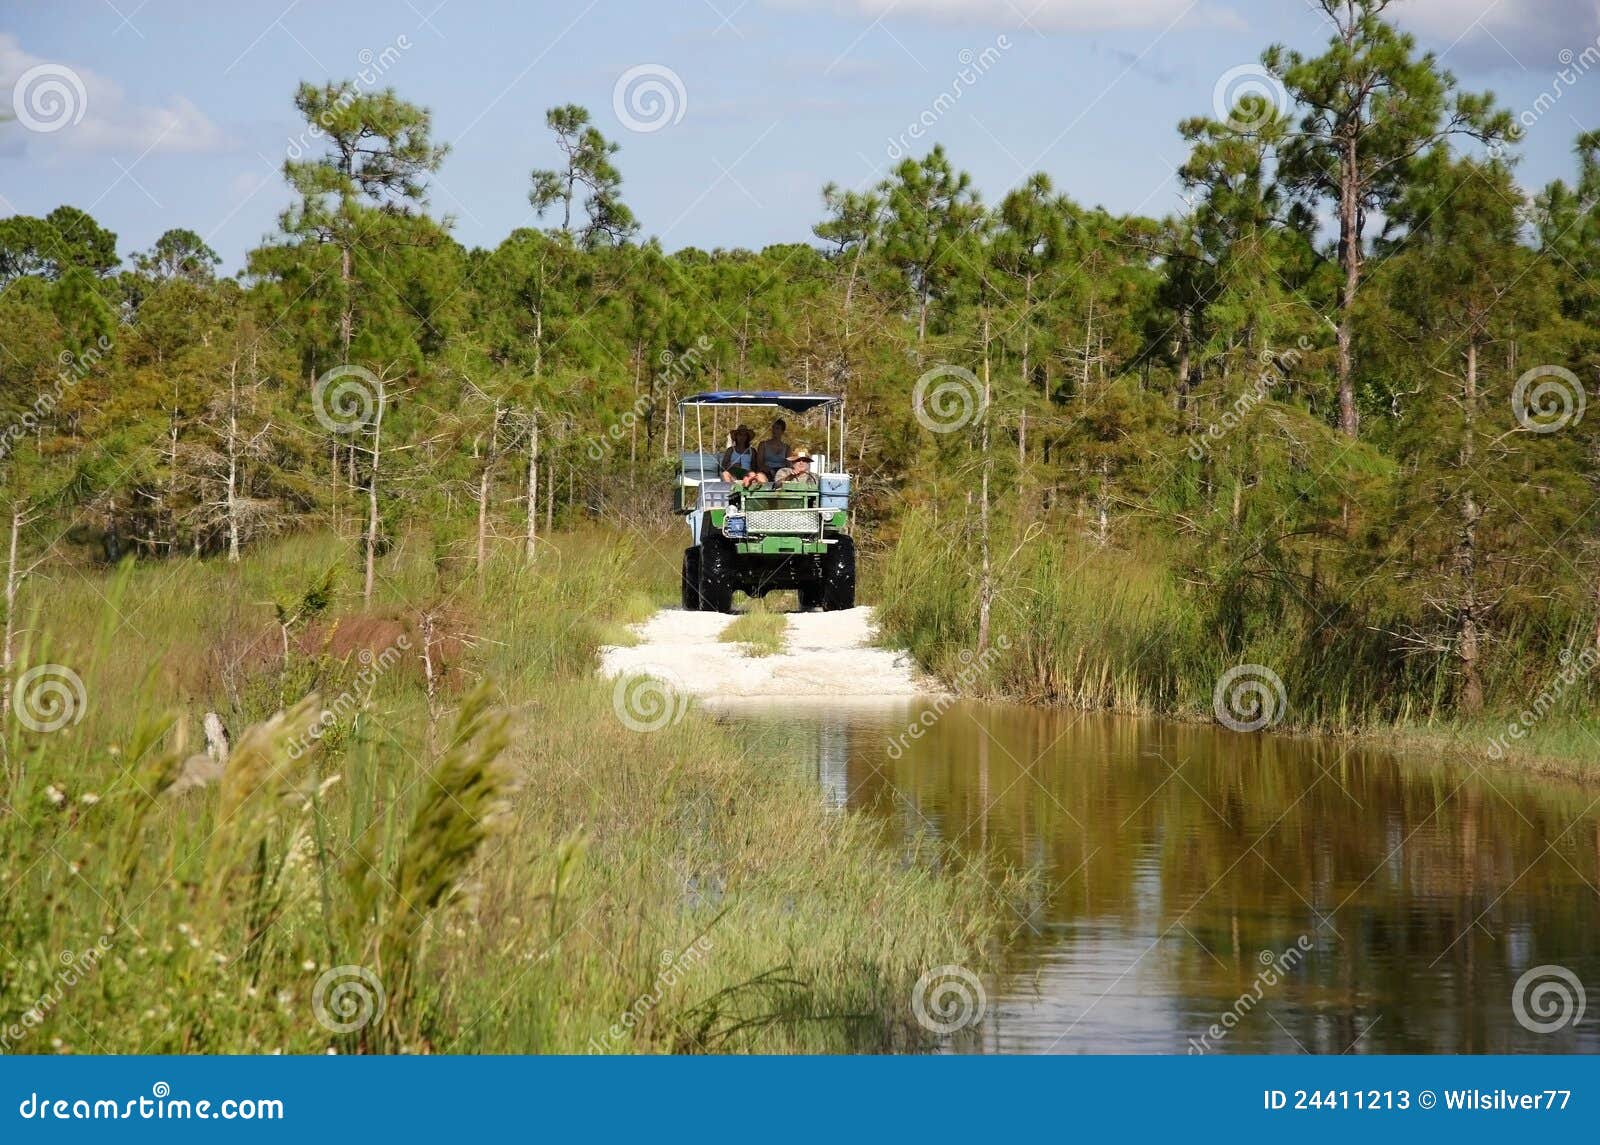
[598,606,933,701]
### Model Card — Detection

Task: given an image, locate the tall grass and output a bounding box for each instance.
[718,602,788,657]
[875,510,1600,770]
[0,526,1008,1053]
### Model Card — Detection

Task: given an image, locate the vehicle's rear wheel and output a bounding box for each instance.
[698,535,736,613]
[681,547,701,611]
[821,536,856,611]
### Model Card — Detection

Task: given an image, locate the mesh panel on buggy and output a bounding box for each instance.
[741,509,825,534]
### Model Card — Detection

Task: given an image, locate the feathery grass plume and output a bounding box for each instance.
[204,696,321,931]
[111,714,183,909]
[212,696,323,830]
[373,683,514,1050]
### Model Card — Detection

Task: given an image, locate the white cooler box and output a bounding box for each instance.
[819,473,851,510]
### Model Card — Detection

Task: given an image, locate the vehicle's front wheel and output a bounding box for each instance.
[698,535,736,613]
[821,536,856,611]
[797,582,824,611]
[681,547,701,611]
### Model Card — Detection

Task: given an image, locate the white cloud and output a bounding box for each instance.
[1396,0,1600,70]
[0,34,227,155]
[773,0,1239,31]
[228,169,271,200]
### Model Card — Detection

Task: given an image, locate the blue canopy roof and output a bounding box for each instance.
[679,391,841,413]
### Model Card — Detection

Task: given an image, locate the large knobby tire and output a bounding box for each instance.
[698,535,736,613]
[822,536,856,612]
[797,582,825,612]
[681,547,701,611]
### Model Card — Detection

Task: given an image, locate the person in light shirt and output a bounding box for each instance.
[773,451,817,488]
[755,418,790,479]
[719,424,766,488]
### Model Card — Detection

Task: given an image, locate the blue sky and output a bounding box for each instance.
[4,0,1597,273]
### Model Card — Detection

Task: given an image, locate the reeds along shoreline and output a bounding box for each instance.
[872,511,1600,775]
[0,528,1009,1053]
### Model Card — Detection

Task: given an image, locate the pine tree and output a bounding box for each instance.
[1266,0,1509,437]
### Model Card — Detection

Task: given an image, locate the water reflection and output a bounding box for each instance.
[724,698,1600,1054]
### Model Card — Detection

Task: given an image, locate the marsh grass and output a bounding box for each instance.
[0,525,1008,1053]
[718,602,788,657]
[876,510,1600,775]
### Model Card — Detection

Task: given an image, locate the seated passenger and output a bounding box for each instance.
[773,451,818,488]
[719,425,766,488]
[755,418,789,479]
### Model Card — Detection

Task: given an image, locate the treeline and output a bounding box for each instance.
[2,0,1598,722]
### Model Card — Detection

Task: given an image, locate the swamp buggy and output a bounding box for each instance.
[674,391,855,613]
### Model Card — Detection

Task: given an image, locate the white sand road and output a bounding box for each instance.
[598,606,934,701]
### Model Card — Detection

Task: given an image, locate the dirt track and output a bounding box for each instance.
[598,606,931,700]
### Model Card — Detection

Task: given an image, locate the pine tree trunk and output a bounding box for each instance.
[1023,271,1034,397]
[476,405,499,574]
[630,342,641,464]
[978,310,993,656]
[363,378,386,607]
[1177,309,1193,419]
[533,303,543,380]
[340,243,354,364]
[2,504,20,728]
[524,414,539,563]
[1457,339,1483,713]
[167,413,180,556]
[1336,144,1361,438]
[1080,292,1095,403]
[476,467,490,573]
[226,358,241,563]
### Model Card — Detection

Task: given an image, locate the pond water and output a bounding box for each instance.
[719,698,1600,1054]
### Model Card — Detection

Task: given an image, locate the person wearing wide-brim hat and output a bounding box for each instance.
[774,449,818,488]
[720,424,766,488]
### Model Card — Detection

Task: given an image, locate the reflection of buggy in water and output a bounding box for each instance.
[674,391,855,614]
[817,716,849,811]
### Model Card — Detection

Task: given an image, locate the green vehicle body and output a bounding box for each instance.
[675,392,857,614]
